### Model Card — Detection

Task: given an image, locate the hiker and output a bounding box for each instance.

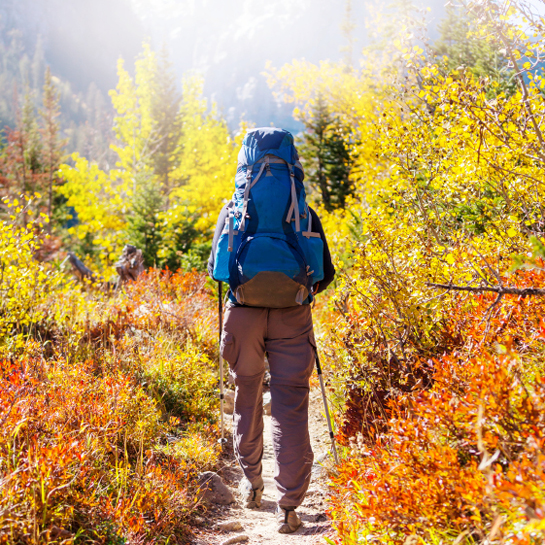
[208,127,335,534]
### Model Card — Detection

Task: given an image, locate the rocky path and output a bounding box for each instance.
[193,388,334,545]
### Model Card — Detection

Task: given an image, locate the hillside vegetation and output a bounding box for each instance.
[1,0,545,543]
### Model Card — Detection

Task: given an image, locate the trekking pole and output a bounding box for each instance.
[314,344,339,464]
[218,281,227,445]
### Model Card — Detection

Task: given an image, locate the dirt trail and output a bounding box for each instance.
[194,388,334,544]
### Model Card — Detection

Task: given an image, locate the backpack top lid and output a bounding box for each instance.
[238,127,299,168]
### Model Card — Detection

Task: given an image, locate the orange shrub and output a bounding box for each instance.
[0,269,221,543]
[0,358,196,544]
[326,268,545,544]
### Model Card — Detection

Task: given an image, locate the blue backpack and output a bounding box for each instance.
[213,127,325,308]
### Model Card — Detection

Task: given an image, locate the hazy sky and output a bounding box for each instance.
[1,0,448,130]
[124,0,447,129]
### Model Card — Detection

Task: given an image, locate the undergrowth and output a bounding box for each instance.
[1,214,220,544]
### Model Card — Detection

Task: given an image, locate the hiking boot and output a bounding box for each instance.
[276,506,301,534]
[238,477,264,509]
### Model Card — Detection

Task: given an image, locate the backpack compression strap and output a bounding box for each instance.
[290,165,301,232]
[302,204,321,239]
[256,155,304,174]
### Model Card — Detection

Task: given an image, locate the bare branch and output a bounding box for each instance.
[426,282,545,297]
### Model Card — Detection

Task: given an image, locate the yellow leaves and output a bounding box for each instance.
[165,75,237,238]
[109,44,159,180]
[0,200,61,350]
[59,154,128,267]
[445,254,456,265]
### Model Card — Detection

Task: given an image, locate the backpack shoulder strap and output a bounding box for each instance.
[239,161,267,232]
[284,164,301,232]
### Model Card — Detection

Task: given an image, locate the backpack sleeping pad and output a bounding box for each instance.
[213,127,325,308]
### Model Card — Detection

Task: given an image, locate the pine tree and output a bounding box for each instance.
[126,176,164,268]
[40,66,63,232]
[299,94,352,211]
[22,90,43,192]
[3,89,43,224]
[110,43,183,199]
[433,5,515,94]
[323,127,352,209]
[150,47,182,204]
[158,207,199,272]
[31,37,45,92]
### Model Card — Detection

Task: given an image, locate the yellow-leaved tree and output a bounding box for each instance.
[59,44,240,273]
[168,75,237,236]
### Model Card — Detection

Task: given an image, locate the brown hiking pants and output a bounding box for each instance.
[220,304,315,507]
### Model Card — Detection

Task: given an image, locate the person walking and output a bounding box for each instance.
[208,127,335,534]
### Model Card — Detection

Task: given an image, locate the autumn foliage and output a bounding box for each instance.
[327,269,545,543]
[0,213,220,543]
[266,0,545,543]
[2,0,545,543]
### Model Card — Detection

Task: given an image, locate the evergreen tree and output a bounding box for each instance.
[159,208,199,272]
[150,47,182,204]
[40,66,63,232]
[21,90,42,187]
[433,5,515,94]
[110,44,183,199]
[0,90,41,224]
[299,94,352,211]
[31,37,45,92]
[83,83,116,170]
[126,176,164,268]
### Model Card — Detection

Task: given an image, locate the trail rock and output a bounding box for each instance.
[197,472,235,505]
[263,391,271,415]
[316,451,329,463]
[220,535,249,545]
[312,451,330,477]
[217,520,243,532]
[223,390,235,415]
